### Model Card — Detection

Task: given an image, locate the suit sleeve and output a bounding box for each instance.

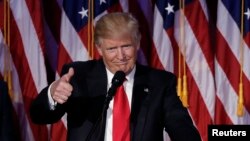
[163,74,201,141]
[29,64,71,124]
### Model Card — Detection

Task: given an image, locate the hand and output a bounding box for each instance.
[50,67,74,104]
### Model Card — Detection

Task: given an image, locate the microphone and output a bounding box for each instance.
[112,71,126,87]
[104,71,125,110]
[86,71,125,141]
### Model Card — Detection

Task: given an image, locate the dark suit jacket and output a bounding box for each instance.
[30,59,201,141]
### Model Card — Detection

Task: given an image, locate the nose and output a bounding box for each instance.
[116,47,125,59]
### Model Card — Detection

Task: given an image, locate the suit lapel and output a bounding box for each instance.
[131,64,151,141]
[86,60,107,98]
[85,60,108,141]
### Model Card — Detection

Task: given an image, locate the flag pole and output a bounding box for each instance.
[88,0,94,59]
[180,0,188,107]
[91,0,94,59]
[237,0,245,117]
[3,0,13,100]
[177,0,183,99]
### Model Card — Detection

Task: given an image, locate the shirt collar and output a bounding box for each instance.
[106,66,136,85]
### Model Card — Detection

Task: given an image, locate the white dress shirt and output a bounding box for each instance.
[104,67,135,141]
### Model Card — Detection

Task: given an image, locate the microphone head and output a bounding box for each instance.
[112,71,125,87]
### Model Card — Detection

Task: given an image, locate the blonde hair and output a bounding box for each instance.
[94,12,141,45]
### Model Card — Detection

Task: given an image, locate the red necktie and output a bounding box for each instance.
[113,83,130,141]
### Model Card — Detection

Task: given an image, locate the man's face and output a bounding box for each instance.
[97,38,139,75]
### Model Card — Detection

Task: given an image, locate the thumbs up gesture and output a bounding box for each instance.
[50,67,74,104]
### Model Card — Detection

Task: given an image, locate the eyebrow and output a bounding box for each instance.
[106,43,133,49]
[121,44,133,47]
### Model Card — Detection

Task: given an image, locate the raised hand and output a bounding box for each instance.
[50,67,74,104]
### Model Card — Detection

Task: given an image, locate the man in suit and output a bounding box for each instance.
[30,12,201,141]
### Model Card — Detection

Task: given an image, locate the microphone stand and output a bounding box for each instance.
[85,86,117,141]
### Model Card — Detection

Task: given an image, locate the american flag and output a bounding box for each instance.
[0,0,250,141]
[215,0,250,124]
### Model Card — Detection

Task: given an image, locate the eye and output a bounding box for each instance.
[106,47,118,52]
[121,45,133,49]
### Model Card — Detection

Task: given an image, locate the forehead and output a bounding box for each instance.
[101,38,133,46]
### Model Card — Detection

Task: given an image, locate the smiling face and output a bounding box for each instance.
[97,37,139,75]
[94,12,141,75]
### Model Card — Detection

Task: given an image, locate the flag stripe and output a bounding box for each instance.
[43,0,62,72]
[60,11,89,62]
[186,67,213,140]
[245,33,250,48]
[25,0,46,52]
[0,45,35,141]
[216,0,250,124]
[218,1,250,81]
[129,0,154,66]
[1,23,35,141]
[11,0,47,92]
[175,1,216,140]
[175,0,216,121]
[9,0,50,140]
[217,2,250,119]
[185,0,215,74]
[184,0,217,120]
[153,7,174,71]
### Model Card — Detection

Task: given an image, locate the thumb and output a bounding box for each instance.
[63,67,74,82]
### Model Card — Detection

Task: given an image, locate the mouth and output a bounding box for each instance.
[116,62,128,66]
[117,61,127,64]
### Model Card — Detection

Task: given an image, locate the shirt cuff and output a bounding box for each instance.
[48,82,57,110]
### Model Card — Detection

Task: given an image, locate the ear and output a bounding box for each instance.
[136,42,140,51]
[96,44,103,56]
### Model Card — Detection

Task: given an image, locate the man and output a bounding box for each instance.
[30,12,201,141]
